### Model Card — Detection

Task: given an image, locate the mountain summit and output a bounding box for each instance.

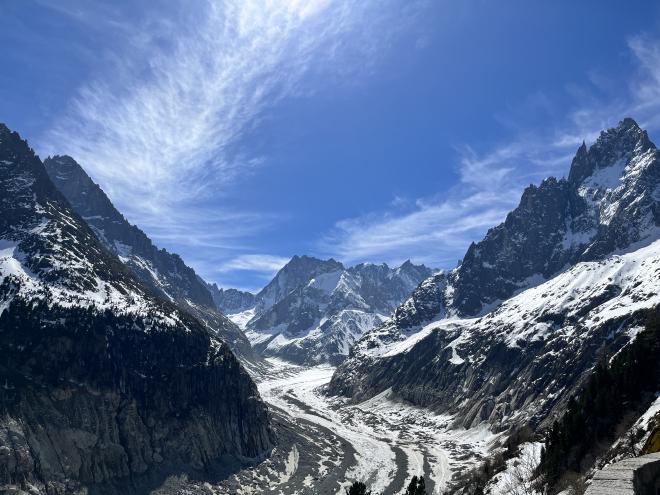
[221,255,433,364]
[0,124,272,492]
[330,118,660,435]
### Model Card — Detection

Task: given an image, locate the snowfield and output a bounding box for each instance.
[358,237,660,361]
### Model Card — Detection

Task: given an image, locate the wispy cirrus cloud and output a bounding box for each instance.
[323,34,660,269]
[322,138,574,267]
[37,0,424,286]
[218,254,290,274]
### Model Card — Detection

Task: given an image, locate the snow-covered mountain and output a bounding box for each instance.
[0,124,272,493]
[227,255,433,364]
[43,154,256,360]
[330,118,660,433]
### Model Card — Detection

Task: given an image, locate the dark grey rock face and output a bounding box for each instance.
[330,118,660,434]
[0,124,273,493]
[0,300,272,493]
[44,155,214,309]
[450,177,584,316]
[43,155,256,361]
[447,117,658,318]
[206,282,256,314]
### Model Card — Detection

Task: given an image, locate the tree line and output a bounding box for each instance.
[345,475,427,494]
[538,306,660,491]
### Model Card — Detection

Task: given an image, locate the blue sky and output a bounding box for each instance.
[3,1,660,291]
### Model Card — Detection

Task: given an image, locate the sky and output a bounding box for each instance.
[3,1,660,291]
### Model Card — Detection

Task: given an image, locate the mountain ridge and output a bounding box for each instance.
[223,253,434,364]
[329,118,660,439]
[0,123,273,493]
[43,154,257,361]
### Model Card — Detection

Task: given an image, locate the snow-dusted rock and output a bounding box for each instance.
[0,123,272,493]
[233,256,433,365]
[330,118,660,434]
[43,154,256,360]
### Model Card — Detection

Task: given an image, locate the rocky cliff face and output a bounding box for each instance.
[330,118,660,434]
[205,282,256,314]
[44,155,213,308]
[0,124,272,494]
[229,256,433,365]
[43,155,256,361]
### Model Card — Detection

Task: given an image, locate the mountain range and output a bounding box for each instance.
[329,118,660,439]
[0,124,272,493]
[1,117,660,494]
[219,255,433,365]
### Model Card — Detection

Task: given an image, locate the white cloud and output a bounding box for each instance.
[218,254,290,274]
[323,35,660,269]
[39,0,418,226]
[322,140,567,267]
[36,0,424,286]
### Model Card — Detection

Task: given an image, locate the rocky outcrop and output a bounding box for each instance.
[43,155,256,362]
[585,453,660,495]
[330,118,660,435]
[0,123,273,494]
[206,283,256,314]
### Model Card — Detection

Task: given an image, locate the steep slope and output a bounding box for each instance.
[331,239,660,427]
[344,117,660,354]
[231,256,433,365]
[44,155,212,307]
[0,124,272,493]
[43,154,255,360]
[537,307,660,489]
[330,118,660,434]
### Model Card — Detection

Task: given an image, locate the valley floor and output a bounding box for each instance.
[220,358,499,494]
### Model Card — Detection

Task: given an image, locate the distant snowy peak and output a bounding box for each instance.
[44,155,216,310]
[205,281,256,314]
[235,254,433,364]
[254,255,345,311]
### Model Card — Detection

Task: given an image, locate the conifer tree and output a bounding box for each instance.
[345,481,371,495]
[404,475,427,495]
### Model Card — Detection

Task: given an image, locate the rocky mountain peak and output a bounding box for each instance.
[286,254,344,274]
[205,281,256,314]
[347,117,660,355]
[255,255,345,309]
[236,255,432,365]
[568,117,654,185]
[43,154,217,310]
